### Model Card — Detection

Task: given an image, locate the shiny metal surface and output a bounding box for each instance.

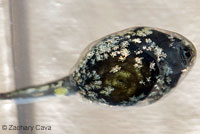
[0,0,200,134]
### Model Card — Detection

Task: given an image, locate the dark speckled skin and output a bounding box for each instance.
[72,26,196,106]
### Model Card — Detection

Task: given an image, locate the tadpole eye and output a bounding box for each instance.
[183,47,191,59]
[180,46,192,65]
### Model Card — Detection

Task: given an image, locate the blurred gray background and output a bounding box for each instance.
[0,0,199,134]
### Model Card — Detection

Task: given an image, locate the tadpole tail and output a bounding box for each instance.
[0,76,77,100]
[0,85,55,99]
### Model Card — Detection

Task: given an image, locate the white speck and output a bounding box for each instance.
[132,32,136,36]
[139,80,145,85]
[119,56,126,62]
[182,68,188,73]
[86,51,94,59]
[163,64,173,76]
[142,28,153,35]
[150,62,156,70]
[132,38,142,43]
[121,41,130,48]
[168,35,175,41]
[157,77,165,85]
[154,46,167,62]
[146,77,151,82]
[88,91,97,99]
[166,77,172,84]
[110,65,121,73]
[135,50,143,55]
[118,48,130,62]
[145,38,152,43]
[154,84,160,90]
[112,45,119,50]
[94,80,102,85]
[149,91,157,97]
[125,35,131,39]
[110,51,117,57]
[100,86,115,96]
[134,57,144,69]
[104,53,109,59]
[135,57,143,64]
[120,48,130,57]
[137,30,146,37]
[146,46,152,51]
[134,63,142,69]
[90,59,95,65]
[142,46,147,50]
[182,40,191,46]
[94,74,100,80]
[79,89,86,95]
[169,42,174,47]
